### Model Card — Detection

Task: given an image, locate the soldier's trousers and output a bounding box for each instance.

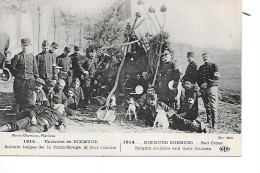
[13,77,35,107]
[10,117,45,133]
[170,113,201,132]
[200,86,218,127]
[138,108,156,127]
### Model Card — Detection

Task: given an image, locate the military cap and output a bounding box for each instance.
[51,42,58,49]
[147,84,154,89]
[52,95,62,104]
[64,47,71,53]
[35,78,46,86]
[21,38,30,46]
[46,79,56,87]
[187,52,194,57]
[42,40,49,47]
[74,46,80,51]
[182,76,194,83]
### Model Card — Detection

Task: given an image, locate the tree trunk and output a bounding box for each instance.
[38,5,40,53]
[53,4,56,42]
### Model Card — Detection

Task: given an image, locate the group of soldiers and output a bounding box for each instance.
[9,38,101,115]
[136,48,220,131]
[0,36,220,133]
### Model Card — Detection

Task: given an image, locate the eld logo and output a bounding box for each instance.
[219,146,230,152]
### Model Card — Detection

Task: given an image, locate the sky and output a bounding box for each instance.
[0,0,241,52]
[131,0,242,50]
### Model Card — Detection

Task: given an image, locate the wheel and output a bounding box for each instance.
[0,68,12,81]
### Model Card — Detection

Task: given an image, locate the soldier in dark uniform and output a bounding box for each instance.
[56,47,72,91]
[183,52,198,84]
[140,72,149,94]
[70,46,86,81]
[81,44,98,105]
[198,51,220,129]
[0,95,66,132]
[156,48,181,110]
[36,41,58,83]
[10,38,38,116]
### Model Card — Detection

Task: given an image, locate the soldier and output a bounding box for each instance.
[36,41,58,82]
[70,46,88,82]
[156,48,181,110]
[56,47,72,91]
[198,51,220,129]
[140,93,206,133]
[47,79,67,108]
[0,95,66,133]
[183,52,198,84]
[140,72,149,93]
[81,44,98,105]
[10,38,38,115]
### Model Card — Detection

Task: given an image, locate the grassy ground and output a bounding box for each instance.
[0,78,241,134]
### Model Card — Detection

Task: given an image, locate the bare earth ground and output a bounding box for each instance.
[0,78,241,134]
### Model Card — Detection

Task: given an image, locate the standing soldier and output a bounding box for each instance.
[10,38,38,115]
[70,46,88,107]
[36,41,58,83]
[183,52,198,84]
[56,47,72,91]
[156,48,181,110]
[198,51,220,129]
[82,44,98,105]
[71,46,86,80]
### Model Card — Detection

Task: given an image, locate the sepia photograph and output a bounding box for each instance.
[0,0,242,156]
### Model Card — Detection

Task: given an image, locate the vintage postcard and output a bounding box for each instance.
[0,0,241,156]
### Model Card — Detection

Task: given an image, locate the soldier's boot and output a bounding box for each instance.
[0,124,12,132]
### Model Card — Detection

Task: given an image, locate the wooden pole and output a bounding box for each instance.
[152,12,166,86]
[105,15,140,106]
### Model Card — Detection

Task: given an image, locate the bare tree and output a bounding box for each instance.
[60,11,76,46]
[37,4,40,52]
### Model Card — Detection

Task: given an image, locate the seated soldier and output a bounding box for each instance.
[91,74,107,105]
[33,78,49,106]
[136,84,155,107]
[100,75,114,97]
[140,92,206,133]
[71,78,84,108]
[169,78,207,133]
[64,88,77,116]
[48,79,67,107]
[0,95,66,133]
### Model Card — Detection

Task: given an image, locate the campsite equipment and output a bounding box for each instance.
[137,0,158,33]
[152,5,167,86]
[0,33,12,82]
[96,12,141,124]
